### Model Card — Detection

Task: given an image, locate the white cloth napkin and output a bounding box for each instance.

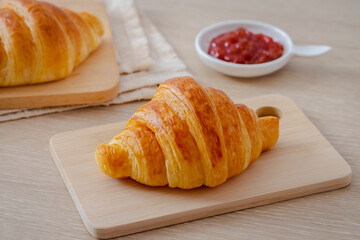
[0,0,191,122]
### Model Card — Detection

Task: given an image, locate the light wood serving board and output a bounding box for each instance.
[50,94,352,239]
[0,0,119,109]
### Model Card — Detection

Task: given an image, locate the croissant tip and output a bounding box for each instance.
[95,144,131,179]
[78,12,104,37]
[95,144,111,175]
[258,116,280,151]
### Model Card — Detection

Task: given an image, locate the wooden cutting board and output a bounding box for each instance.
[50,94,351,239]
[0,0,119,109]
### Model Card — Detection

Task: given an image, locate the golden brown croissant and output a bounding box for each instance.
[95,77,279,189]
[0,0,104,87]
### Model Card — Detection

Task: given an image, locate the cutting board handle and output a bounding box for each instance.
[256,106,282,119]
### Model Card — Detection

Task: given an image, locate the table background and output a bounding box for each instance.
[1,0,359,239]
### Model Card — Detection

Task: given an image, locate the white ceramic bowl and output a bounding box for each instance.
[195,20,331,78]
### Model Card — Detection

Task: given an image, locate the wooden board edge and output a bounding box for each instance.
[0,80,119,109]
[49,137,95,237]
[49,121,123,144]
[84,168,352,239]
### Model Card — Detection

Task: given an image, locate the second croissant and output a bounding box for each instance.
[0,0,104,86]
[96,77,280,189]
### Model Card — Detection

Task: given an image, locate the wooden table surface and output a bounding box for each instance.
[1,0,359,239]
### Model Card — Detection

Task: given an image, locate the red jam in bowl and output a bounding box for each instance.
[208,28,284,64]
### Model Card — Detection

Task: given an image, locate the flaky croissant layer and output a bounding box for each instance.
[96,77,279,189]
[0,0,104,87]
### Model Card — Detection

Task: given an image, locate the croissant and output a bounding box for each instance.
[95,77,279,189]
[0,0,104,87]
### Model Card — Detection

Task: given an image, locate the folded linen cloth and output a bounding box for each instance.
[0,0,190,122]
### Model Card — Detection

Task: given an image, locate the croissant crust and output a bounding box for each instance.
[96,77,279,189]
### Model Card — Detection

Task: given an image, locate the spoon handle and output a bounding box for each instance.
[292,45,331,57]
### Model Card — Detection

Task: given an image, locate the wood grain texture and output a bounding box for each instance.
[0,0,119,109]
[49,94,351,239]
[1,0,360,239]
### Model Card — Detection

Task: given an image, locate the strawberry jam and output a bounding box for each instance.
[208,28,284,64]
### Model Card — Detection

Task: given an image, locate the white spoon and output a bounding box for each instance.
[292,45,331,57]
